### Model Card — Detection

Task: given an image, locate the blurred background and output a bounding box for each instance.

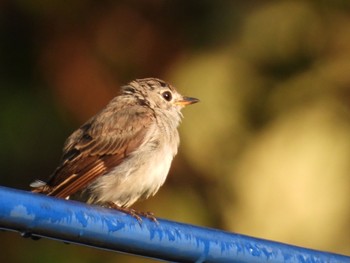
[1,0,350,262]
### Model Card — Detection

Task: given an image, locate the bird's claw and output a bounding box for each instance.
[106,202,158,224]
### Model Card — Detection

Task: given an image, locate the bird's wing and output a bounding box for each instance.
[32,104,155,199]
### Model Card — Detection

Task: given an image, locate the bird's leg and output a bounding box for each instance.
[106,202,158,223]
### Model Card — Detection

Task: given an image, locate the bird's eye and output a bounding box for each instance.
[162,91,172,101]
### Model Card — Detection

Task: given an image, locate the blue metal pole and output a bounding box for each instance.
[0,186,348,263]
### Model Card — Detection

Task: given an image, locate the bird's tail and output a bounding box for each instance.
[30,180,51,194]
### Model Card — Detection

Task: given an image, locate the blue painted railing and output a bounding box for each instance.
[0,186,348,262]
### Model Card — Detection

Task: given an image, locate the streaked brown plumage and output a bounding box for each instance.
[30,78,198,221]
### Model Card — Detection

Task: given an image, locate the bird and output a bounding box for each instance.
[30,77,199,222]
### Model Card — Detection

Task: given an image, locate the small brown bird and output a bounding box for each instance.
[30,78,199,221]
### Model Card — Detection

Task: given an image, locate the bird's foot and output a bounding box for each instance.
[106,202,158,224]
[136,211,158,223]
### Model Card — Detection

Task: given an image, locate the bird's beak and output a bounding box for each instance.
[175,96,200,106]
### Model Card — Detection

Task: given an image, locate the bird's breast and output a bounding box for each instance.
[87,129,179,207]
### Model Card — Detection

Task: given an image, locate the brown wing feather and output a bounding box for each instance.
[33,102,155,199]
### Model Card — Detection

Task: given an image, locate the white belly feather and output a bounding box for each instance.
[87,126,179,207]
